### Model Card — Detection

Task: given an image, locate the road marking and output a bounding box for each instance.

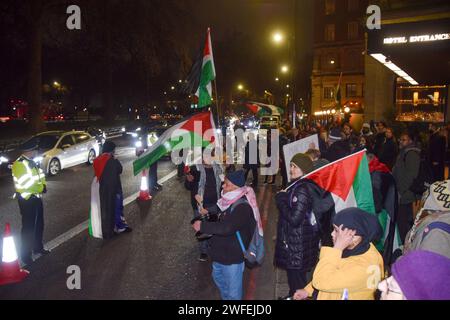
[35,168,178,261]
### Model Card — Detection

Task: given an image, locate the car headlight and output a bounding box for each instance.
[121,127,126,132]
[33,156,44,164]
[0,156,8,164]
[135,141,143,148]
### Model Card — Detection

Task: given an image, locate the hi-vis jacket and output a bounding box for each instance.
[12,156,46,200]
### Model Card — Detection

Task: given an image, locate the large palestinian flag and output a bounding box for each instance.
[295,150,395,262]
[132,111,216,176]
[302,150,375,214]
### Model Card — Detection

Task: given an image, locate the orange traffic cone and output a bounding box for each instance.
[137,169,152,201]
[0,223,29,286]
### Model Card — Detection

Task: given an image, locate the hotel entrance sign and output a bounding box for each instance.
[384,33,450,45]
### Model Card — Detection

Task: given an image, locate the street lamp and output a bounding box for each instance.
[281,65,289,74]
[275,77,279,82]
[272,32,284,44]
[237,84,244,91]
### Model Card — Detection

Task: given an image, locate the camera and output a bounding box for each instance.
[190,213,219,241]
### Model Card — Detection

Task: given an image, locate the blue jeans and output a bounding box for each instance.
[115,193,129,231]
[212,262,245,300]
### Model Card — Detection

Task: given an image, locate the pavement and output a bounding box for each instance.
[0,136,290,300]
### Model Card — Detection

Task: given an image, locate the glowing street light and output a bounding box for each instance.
[281,65,289,73]
[237,84,244,91]
[286,84,290,88]
[272,32,284,44]
[275,77,279,82]
[344,107,350,113]
[171,86,175,90]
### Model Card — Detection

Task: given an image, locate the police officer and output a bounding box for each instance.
[12,147,50,265]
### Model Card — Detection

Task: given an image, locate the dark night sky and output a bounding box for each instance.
[191,0,314,101]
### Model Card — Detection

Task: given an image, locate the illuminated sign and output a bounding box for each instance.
[384,33,450,44]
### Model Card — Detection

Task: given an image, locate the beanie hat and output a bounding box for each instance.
[329,127,342,141]
[421,180,450,212]
[102,141,116,154]
[290,153,314,175]
[391,250,450,300]
[226,170,246,188]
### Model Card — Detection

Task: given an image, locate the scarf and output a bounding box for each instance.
[217,186,263,236]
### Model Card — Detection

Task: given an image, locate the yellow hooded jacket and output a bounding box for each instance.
[304,244,384,300]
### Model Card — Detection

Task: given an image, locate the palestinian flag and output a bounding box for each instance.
[295,150,397,262]
[195,28,216,109]
[246,102,284,116]
[132,111,216,176]
[302,150,375,215]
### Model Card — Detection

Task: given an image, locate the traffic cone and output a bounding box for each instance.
[0,223,29,286]
[137,169,152,201]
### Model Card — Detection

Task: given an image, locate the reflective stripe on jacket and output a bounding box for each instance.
[12,158,46,200]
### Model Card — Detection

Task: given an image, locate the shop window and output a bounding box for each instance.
[348,0,358,12]
[325,24,335,42]
[348,22,359,40]
[396,85,447,123]
[346,84,358,97]
[324,87,335,100]
[325,0,335,15]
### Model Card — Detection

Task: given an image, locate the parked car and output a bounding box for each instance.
[0,131,99,176]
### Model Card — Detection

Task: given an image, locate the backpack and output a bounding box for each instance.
[405,213,450,259]
[404,149,433,196]
[230,198,265,269]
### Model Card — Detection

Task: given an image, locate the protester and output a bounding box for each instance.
[368,153,399,267]
[322,127,351,163]
[374,121,387,157]
[404,180,450,259]
[378,250,450,300]
[428,124,446,182]
[392,132,421,243]
[355,135,374,154]
[274,153,320,297]
[192,170,260,300]
[185,151,223,262]
[293,207,384,300]
[93,141,131,239]
[305,148,329,170]
[361,123,373,137]
[244,132,259,188]
[379,127,398,170]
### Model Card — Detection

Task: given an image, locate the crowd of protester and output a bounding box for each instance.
[187,116,450,300]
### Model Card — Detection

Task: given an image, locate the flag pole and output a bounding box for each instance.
[213,79,220,128]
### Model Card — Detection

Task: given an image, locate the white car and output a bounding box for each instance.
[12,130,100,176]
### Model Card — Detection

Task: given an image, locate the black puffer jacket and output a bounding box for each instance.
[274,179,320,271]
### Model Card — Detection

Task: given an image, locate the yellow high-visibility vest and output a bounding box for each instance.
[12,157,46,200]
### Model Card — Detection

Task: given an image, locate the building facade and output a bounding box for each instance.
[311,0,368,116]
[365,0,450,123]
